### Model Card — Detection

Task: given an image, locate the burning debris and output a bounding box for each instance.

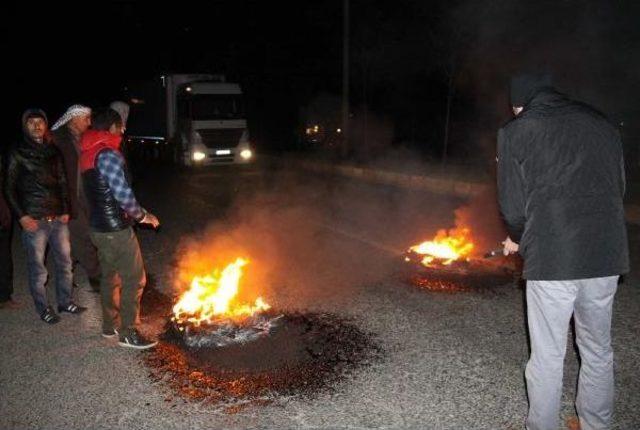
[145,312,382,411]
[168,313,284,348]
[141,257,382,410]
[407,226,474,268]
[404,227,518,292]
[168,257,281,348]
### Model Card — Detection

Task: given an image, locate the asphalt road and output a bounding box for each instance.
[1,161,638,429]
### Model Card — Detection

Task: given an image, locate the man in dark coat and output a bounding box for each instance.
[51,105,101,291]
[5,109,86,323]
[497,73,629,430]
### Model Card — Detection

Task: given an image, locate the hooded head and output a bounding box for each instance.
[510,72,553,114]
[21,108,49,144]
[51,104,92,134]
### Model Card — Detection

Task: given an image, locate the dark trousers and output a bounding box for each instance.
[0,224,13,302]
[90,227,146,334]
[69,209,101,284]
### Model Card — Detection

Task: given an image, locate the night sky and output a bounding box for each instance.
[3,0,639,161]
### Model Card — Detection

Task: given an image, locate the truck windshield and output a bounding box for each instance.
[189,95,245,120]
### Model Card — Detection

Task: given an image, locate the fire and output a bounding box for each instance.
[172,258,270,326]
[409,227,475,266]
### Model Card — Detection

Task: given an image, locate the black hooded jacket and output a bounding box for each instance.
[497,89,629,280]
[5,111,70,220]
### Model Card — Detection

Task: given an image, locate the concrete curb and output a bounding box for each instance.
[278,155,640,225]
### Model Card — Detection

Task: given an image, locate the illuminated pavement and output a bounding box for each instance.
[1,162,638,429]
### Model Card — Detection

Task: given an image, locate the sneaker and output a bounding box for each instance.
[118,329,158,350]
[101,328,119,339]
[58,302,87,314]
[40,307,61,324]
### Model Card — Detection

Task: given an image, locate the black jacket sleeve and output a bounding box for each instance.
[0,154,12,228]
[497,128,526,243]
[4,149,25,219]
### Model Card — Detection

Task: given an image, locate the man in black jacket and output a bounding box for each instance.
[5,109,86,324]
[497,73,629,430]
[51,105,101,292]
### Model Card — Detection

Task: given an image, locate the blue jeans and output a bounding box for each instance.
[22,219,73,314]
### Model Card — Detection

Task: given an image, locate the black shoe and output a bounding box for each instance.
[57,303,87,314]
[101,327,119,339]
[118,329,158,350]
[40,307,61,324]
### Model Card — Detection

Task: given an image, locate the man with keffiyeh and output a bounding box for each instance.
[51,105,101,291]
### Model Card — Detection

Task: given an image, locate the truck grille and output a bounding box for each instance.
[198,128,243,149]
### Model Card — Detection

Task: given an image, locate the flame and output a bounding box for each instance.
[409,227,474,266]
[172,258,270,326]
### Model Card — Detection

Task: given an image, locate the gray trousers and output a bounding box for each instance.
[90,228,146,334]
[525,276,618,430]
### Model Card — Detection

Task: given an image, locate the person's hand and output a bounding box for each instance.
[140,212,160,229]
[19,215,38,232]
[58,214,70,224]
[502,236,519,256]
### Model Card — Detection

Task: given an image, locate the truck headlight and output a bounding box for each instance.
[240,149,252,160]
[192,151,206,162]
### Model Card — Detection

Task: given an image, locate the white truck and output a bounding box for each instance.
[125,73,254,166]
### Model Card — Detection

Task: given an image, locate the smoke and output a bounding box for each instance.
[168,169,424,312]
[165,146,502,313]
[447,0,640,159]
[453,186,507,255]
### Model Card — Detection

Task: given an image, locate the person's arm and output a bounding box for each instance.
[617,131,626,197]
[0,154,12,228]
[96,150,145,221]
[497,128,526,243]
[4,149,25,220]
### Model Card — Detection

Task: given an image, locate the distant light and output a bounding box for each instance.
[192,151,206,161]
[140,139,145,144]
[185,86,192,92]
[240,149,253,160]
[313,125,319,132]
[336,128,342,133]
[130,98,144,104]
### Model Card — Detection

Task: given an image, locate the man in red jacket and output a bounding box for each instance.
[80,108,159,349]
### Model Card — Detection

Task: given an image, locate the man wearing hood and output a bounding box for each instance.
[80,108,159,350]
[5,109,86,324]
[497,73,628,430]
[51,104,101,292]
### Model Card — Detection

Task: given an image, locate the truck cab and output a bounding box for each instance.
[126,74,254,166]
